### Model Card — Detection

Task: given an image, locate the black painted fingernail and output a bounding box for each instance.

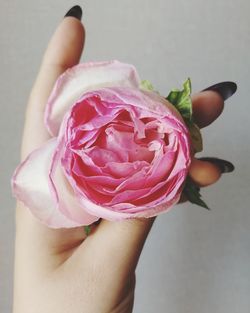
[202,82,237,101]
[199,157,235,173]
[65,5,82,20]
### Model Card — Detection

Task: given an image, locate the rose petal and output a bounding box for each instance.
[97,86,183,121]
[12,139,79,228]
[102,160,149,179]
[12,138,98,228]
[77,185,181,221]
[131,170,186,208]
[49,139,99,226]
[45,60,141,136]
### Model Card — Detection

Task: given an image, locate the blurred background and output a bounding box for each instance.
[0,0,249,312]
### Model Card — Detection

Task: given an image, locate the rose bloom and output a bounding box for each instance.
[12,61,191,228]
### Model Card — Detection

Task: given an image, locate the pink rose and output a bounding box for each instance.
[12,60,191,228]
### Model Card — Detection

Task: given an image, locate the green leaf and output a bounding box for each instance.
[166,78,192,121]
[166,78,203,153]
[183,177,210,210]
[186,121,203,153]
[84,225,91,236]
[140,79,155,91]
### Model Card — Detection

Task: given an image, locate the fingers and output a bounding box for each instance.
[188,82,236,186]
[189,87,224,186]
[22,14,85,159]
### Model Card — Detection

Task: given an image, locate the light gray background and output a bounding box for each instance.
[1,0,249,312]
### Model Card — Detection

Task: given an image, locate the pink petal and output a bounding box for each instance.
[102,160,149,179]
[97,86,183,122]
[77,194,134,221]
[12,139,79,228]
[131,170,187,208]
[49,139,99,226]
[129,193,182,218]
[77,185,181,221]
[45,60,141,136]
[12,139,98,228]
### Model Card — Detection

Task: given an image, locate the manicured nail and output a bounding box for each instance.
[202,82,237,101]
[199,157,235,173]
[65,5,82,20]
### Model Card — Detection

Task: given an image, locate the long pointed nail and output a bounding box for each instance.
[199,157,235,173]
[202,82,237,101]
[65,5,82,20]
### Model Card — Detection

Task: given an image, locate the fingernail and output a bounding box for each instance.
[199,157,235,173]
[202,82,237,101]
[65,5,82,20]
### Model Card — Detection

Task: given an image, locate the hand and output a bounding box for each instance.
[13,6,235,313]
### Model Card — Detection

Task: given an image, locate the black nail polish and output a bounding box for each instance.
[65,5,82,20]
[202,82,237,101]
[199,157,235,173]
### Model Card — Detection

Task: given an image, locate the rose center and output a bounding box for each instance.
[103,123,154,163]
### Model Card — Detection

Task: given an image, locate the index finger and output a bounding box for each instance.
[22,7,85,159]
[15,7,87,268]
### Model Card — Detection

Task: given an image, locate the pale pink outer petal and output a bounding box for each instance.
[45,60,141,136]
[74,86,186,127]
[12,139,97,228]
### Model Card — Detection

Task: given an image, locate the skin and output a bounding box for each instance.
[13,17,225,313]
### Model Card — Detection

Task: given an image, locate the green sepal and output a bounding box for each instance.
[183,177,210,210]
[166,78,192,121]
[140,79,155,91]
[186,121,203,153]
[166,78,203,153]
[84,225,91,236]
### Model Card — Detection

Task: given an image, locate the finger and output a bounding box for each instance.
[80,218,155,285]
[191,81,237,128]
[188,158,222,187]
[22,9,84,159]
[16,7,86,266]
[191,91,224,128]
[188,156,235,187]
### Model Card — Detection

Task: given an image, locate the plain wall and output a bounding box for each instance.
[1,0,250,312]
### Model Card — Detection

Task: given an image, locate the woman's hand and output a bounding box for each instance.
[13,6,235,313]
